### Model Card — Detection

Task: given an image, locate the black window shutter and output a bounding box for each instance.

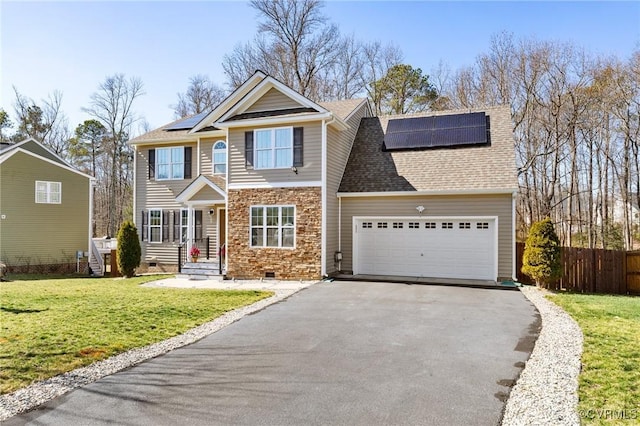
[141,210,148,241]
[293,127,304,167]
[173,210,180,242]
[162,211,170,242]
[245,131,254,169]
[194,210,203,240]
[184,147,192,179]
[148,149,155,180]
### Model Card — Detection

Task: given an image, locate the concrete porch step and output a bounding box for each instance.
[175,273,225,281]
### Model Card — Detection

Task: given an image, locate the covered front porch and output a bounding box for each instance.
[174,175,227,277]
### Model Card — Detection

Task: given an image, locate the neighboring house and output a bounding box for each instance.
[0,138,95,273]
[130,70,518,282]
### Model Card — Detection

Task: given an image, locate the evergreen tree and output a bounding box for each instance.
[116,221,141,278]
[522,218,562,288]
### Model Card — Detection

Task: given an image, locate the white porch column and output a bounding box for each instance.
[187,204,194,254]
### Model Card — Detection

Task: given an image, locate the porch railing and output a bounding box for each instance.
[177,237,210,273]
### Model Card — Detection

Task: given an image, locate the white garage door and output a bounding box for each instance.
[354,218,497,280]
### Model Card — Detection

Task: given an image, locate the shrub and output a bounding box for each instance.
[117,221,141,278]
[522,218,562,288]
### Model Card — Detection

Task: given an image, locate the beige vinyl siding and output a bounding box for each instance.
[325,103,370,274]
[135,143,220,263]
[199,137,227,176]
[190,186,225,202]
[228,121,322,185]
[245,88,302,113]
[0,152,89,265]
[339,194,514,279]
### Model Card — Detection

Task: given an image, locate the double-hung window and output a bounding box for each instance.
[250,206,295,248]
[149,209,162,242]
[156,147,184,180]
[255,127,293,169]
[35,181,61,204]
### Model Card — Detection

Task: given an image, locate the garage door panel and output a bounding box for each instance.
[355,218,496,280]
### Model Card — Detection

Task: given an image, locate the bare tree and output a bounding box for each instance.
[173,75,227,118]
[361,41,403,114]
[223,0,341,100]
[83,74,144,237]
[12,88,71,157]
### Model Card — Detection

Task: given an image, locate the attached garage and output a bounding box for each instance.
[353,217,497,280]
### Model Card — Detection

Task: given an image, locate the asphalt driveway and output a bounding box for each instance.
[7,281,540,425]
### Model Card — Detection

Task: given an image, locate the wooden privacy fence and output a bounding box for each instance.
[516,243,640,295]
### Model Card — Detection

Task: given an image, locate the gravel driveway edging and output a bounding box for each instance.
[502,286,583,426]
[0,284,314,421]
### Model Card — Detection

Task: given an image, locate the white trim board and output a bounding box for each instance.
[227,181,322,190]
[338,188,518,197]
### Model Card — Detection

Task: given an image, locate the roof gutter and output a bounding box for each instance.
[337,188,519,197]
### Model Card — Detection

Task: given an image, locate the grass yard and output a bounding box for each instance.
[0,275,271,394]
[548,293,640,425]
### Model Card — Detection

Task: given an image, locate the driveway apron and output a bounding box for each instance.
[7,281,540,425]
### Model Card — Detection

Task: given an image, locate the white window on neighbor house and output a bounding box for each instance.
[254,127,293,169]
[35,181,61,204]
[149,209,162,242]
[156,147,184,180]
[250,205,295,248]
[213,141,227,175]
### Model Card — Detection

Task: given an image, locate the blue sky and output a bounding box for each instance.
[1,1,639,134]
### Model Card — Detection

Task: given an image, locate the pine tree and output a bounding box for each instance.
[116,221,141,278]
[522,218,562,288]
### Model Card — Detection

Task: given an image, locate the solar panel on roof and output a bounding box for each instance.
[164,110,210,131]
[384,112,488,151]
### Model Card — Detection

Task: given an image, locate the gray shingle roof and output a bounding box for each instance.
[130,99,366,144]
[338,106,517,193]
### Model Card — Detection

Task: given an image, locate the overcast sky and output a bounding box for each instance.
[2,1,639,134]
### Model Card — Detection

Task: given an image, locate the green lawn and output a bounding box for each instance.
[0,275,271,394]
[548,293,640,425]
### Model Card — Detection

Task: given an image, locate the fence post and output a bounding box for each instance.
[178,245,182,273]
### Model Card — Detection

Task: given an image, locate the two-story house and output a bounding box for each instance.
[0,138,94,274]
[130,70,518,282]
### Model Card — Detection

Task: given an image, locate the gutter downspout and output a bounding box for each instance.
[338,195,342,272]
[512,191,517,281]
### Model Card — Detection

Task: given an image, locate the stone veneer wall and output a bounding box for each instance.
[227,187,322,280]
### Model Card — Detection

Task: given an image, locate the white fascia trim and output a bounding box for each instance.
[321,119,327,277]
[0,137,68,165]
[175,175,227,203]
[129,130,226,146]
[337,188,518,197]
[217,77,329,123]
[215,113,332,129]
[189,71,266,134]
[0,148,95,180]
[228,181,322,190]
[343,99,370,122]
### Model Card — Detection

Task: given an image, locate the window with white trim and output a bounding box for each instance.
[250,206,295,248]
[156,147,184,180]
[254,127,292,169]
[180,209,189,243]
[213,141,226,175]
[35,181,61,204]
[149,209,162,242]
